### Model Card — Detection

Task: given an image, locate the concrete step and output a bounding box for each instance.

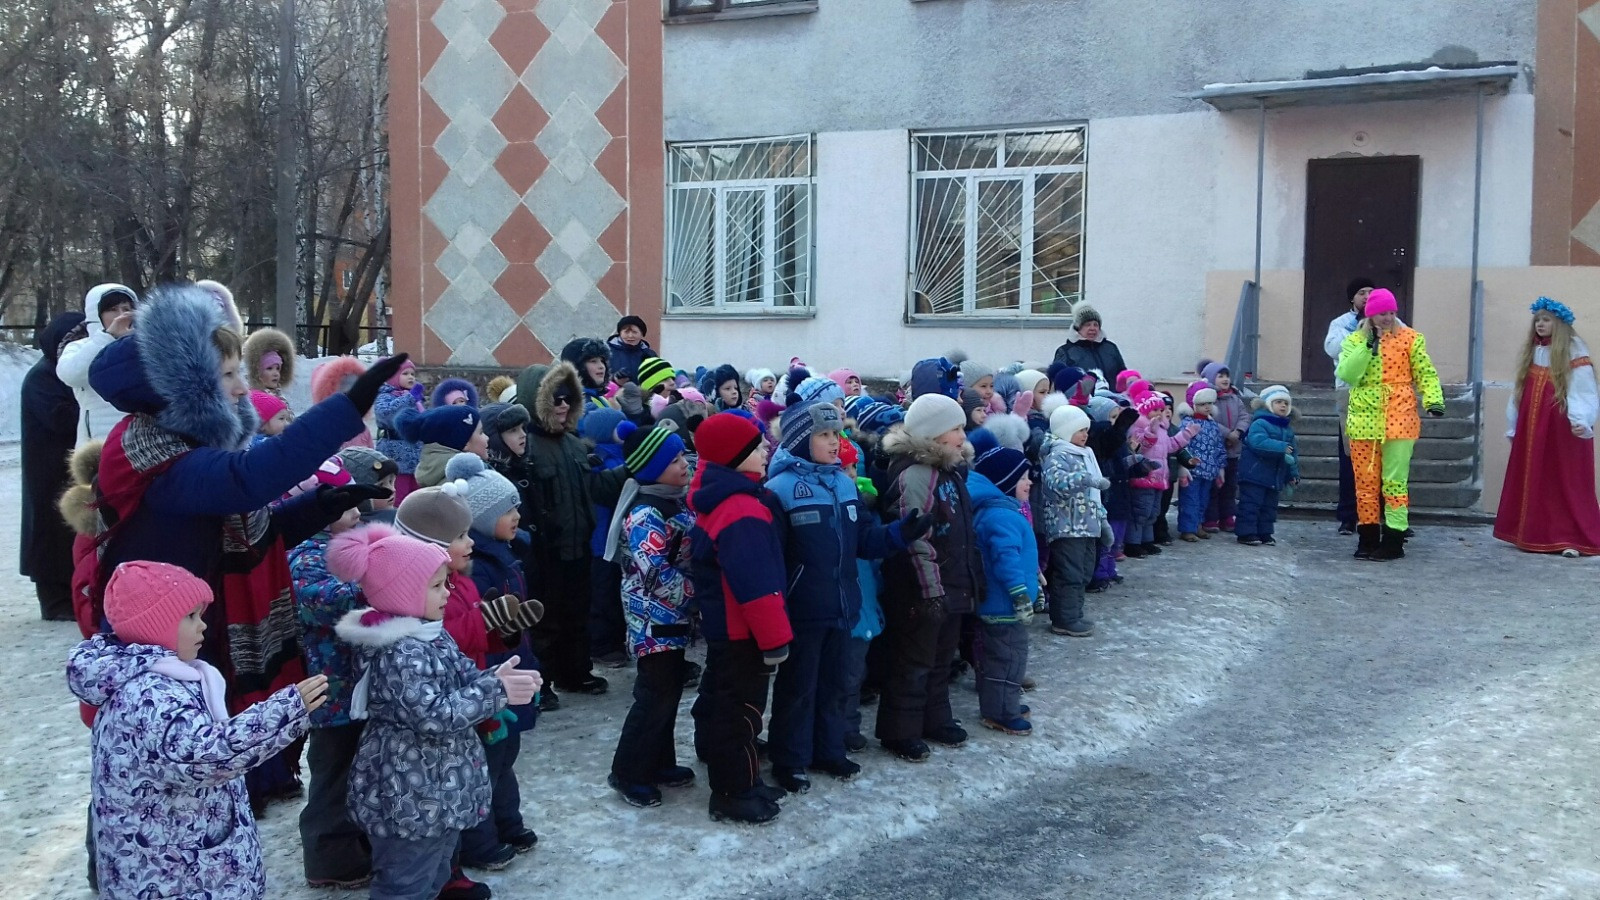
[1293,434,1478,461]
[1279,395,1478,418]
[1295,456,1473,483]
[1284,479,1480,509]
[1290,414,1479,439]
[1277,500,1495,526]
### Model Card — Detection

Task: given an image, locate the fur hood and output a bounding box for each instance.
[517,362,583,435]
[333,608,440,649]
[311,356,366,406]
[430,378,479,409]
[137,283,258,449]
[881,423,974,471]
[58,439,104,536]
[243,327,295,390]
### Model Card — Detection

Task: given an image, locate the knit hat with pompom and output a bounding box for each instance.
[327,523,449,619]
[445,453,521,534]
[395,481,473,546]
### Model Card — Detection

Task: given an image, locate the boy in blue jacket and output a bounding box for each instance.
[1235,385,1299,547]
[969,447,1040,735]
[764,400,928,792]
[838,439,884,754]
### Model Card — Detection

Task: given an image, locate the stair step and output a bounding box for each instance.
[1289,414,1478,439]
[1295,457,1472,483]
[1283,479,1480,508]
[1281,396,1478,418]
[1293,434,1477,461]
[1277,500,1495,526]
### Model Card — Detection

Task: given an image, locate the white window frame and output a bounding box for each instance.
[908,125,1088,321]
[665,135,815,316]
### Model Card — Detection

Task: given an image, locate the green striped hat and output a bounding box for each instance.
[622,422,686,483]
[636,357,675,394]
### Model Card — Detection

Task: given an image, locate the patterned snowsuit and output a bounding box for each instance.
[1336,326,1444,531]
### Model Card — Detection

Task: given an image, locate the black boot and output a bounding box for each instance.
[1353,524,1381,560]
[709,789,781,825]
[1371,526,1406,561]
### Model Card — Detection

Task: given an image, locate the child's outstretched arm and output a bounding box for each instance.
[374,642,508,735]
[149,679,313,790]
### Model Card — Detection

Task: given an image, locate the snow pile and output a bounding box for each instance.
[0,342,42,443]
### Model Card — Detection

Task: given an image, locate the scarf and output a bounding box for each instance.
[350,618,445,720]
[1056,437,1106,506]
[602,479,689,563]
[150,657,231,722]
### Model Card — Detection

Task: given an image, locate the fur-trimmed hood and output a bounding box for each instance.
[880,423,974,471]
[311,356,367,406]
[333,608,441,649]
[134,283,258,449]
[58,439,104,536]
[516,362,583,435]
[243,327,295,390]
[431,378,479,409]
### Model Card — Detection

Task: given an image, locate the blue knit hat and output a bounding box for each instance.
[974,445,1029,495]
[1051,365,1089,396]
[396,405,481,450]
[622,423,687,484]
[579,407,626,444]
[779,399,843,457]
[844,395,904,435]
[796,376,844,406]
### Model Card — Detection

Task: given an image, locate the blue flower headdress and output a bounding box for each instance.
[1531,296,1575,325]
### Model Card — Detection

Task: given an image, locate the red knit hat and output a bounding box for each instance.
[250,389,288,424]
[104,561,213,652]
[696,412,763,468]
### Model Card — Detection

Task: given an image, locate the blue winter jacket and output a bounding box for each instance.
[373,382,423,474]
[764,449,904,631]
[969,473,1041,623]
[606,335,657,382]
[851,558,883,641]
[1180,415,1228,481]
[1238,413,1299,490]
[468,528,540,735]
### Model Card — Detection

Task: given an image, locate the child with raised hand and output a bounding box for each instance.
[1041,405,1110,637]
[603,423,698,808]
[1236,385,1299,547]
[1128,391,1199,558]
[69,561,326,900]
[373,357,425,502]
[330,524,540,900]
[1177,382,1228,541]
[969,446,1039,735]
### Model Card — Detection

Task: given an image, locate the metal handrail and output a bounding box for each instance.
[1224,279,1261,381]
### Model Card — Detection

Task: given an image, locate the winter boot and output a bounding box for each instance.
[607,773,663,808]
[709,789,781,825]
[1353,524,1381,560]
[1371,526,1406,561]
[653,765,696,788]
[1124,543,1148,559]
[1143,542,1162,556]
[924,721,968,747]
[772,766,812,794]
[437,867,492,900]
[881,737,931,762]
[810,757,863,780]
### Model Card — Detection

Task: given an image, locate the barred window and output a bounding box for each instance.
[669,0,811,14]
[910,127,1086,318]
[666,136,814,313]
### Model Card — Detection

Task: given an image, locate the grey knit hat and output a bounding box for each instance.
[394,482,472,546]
[444,453,521,535]
[337,446,399,489]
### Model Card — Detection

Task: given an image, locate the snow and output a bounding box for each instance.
[0,342,41,443]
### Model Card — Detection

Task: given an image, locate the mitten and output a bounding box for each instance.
[1012,390,1035,419]
[895,508,933,543]
[1426,405,1445,418]
[1092,476,1112,491]
[317,483,392,517]
[763,643,790,667]
[479,594,519,635]
[1098,521,1115,548]
[1008,585,1033,617]
[344,353,408,415]
[511,595,545,629]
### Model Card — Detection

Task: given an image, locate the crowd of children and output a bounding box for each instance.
[60,286,1310,900]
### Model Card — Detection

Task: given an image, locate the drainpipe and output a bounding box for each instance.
[1250,99,1266,380]
[1468,87,1486,488]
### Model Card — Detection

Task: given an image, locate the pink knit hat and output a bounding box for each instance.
[250,390,288,423]
[828,368,860,390]
[326,524,449,619]
[1115,370,1144,394]
[1134,391,1165,417]
[1184,380,1211,406]
[384,356,417,389]
[1364,288,1399,317]
[104,561,213,652]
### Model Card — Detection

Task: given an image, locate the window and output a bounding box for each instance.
[910,126,1086,318]
[667,0,817,20]
[666,136,814,313]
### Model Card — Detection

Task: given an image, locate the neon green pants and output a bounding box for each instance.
[1350,438,1415,531]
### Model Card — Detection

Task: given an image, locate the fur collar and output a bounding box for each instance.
[881,424,974,471]
[137,283,258,449]
[534,361,583,435]
[243,327,295,389]
[334,608,443,648]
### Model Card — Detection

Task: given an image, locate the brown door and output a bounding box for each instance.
[1301,156,1420,383]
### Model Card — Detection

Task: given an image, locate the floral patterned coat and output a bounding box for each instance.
[67,634,309,900]
[1040,437,1107,540]
[336,610,506,841]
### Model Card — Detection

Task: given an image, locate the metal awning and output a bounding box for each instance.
[1193,64,1520,111]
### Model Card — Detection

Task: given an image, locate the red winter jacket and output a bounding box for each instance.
[687,463,793,650]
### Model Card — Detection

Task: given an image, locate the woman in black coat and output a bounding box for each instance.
[1052,301,1128,387]
[20,310,85,620]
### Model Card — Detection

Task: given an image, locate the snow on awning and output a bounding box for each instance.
[1193,64,1520,111]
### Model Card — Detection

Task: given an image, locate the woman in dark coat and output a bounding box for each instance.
[20,310,85,620]
[1052,301,1128,387]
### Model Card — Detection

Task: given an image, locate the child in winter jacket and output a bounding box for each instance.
[969,448,1039,735]
[396,404,488,488]
[1202,361,1253,532]
[686,413,793,825]
[744,367,777,410]
[765,400,922,791]
[603,424,699,808]
[876,394,982,762]
[607,315,658,383]
[582,407,632,668]
[445,453,544,869]
[1041,404,1110,637]
[1128,393,1200,557]
[330,525,540,900]
[1178,383,1228,541]
[290,502,375,887]
[838,439,885,753]
[68,561,325,900]
[373,358,425,501]
[1235,385,1299,546]
[561,337,615,414]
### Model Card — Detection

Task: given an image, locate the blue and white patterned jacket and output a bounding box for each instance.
[618,495,696,657]
[1040,437,1107,540]
[1180,414,1228,481]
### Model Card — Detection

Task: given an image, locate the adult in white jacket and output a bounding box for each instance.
[56,283,138,446]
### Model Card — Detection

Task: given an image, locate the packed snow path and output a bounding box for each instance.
[2,444,1595,898]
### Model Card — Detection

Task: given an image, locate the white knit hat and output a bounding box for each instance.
[1049,404,1092,441]
[903,394,966,440]
[1191,387,1218,406]
[1258,384,1292,410]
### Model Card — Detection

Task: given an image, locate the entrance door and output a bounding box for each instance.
[1301,156,1420,383]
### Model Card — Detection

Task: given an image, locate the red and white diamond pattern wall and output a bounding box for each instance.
[389,0,663,366]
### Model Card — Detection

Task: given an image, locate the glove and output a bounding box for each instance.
[762,643,790,667]
[408,383,425,403]
[897,508,933,542]
[346,353,409,415]
[479,594,520,635]
[1426,406,1445,418]
[1098,521,1115,549]
[317,483,392,516]
[1092,476,1112,491]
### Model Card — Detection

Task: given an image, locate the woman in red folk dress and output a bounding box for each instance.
[1495,297,1600,557]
